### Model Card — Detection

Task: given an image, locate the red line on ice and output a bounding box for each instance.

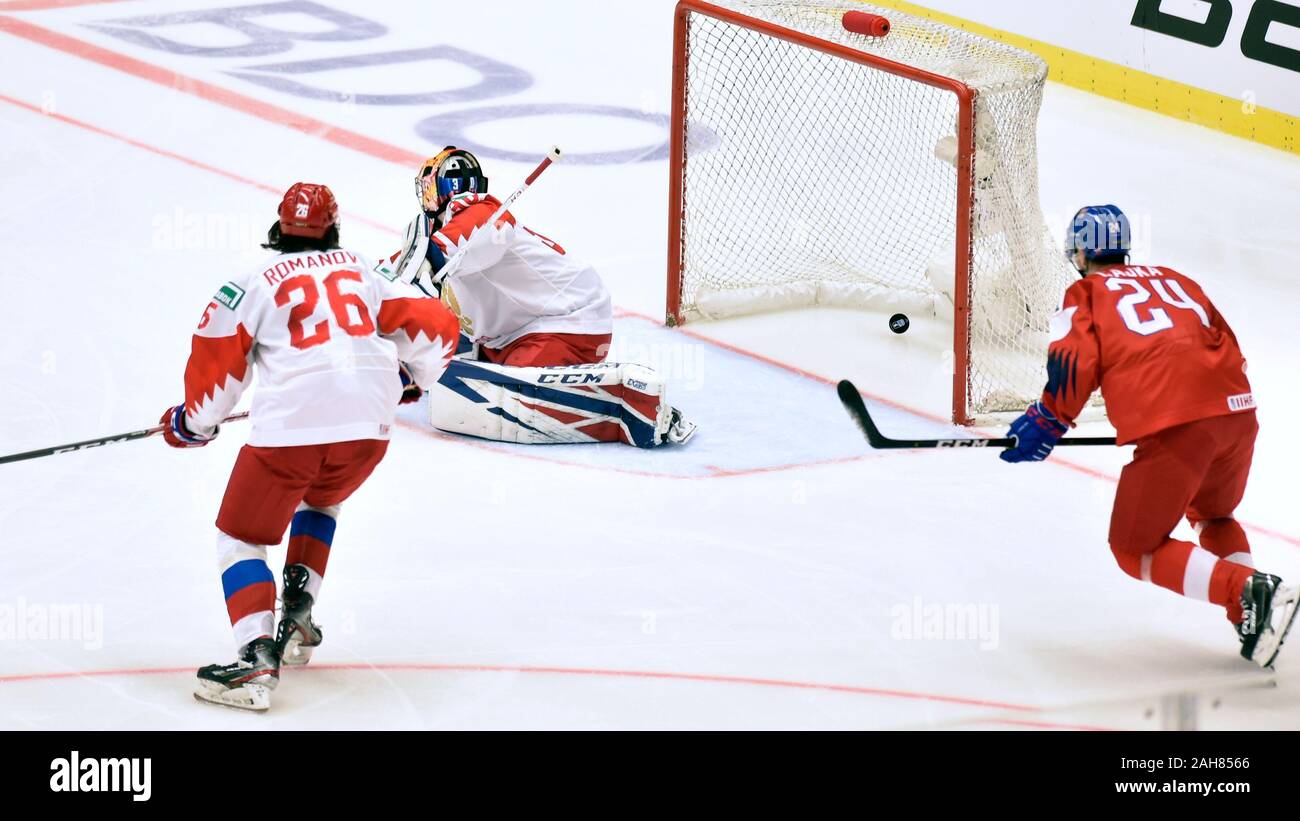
[0,661,1119,730]
[0,0,126,10]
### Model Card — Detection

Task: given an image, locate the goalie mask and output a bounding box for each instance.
[415,147,489,215]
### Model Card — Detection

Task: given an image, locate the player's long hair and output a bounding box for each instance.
[261,221,341,253]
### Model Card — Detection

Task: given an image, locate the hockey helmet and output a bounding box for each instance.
[277,182,339,239]
[1064,204,1131,270]
[415,147,488,214]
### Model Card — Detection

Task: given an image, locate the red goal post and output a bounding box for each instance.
[666,0,1075,425]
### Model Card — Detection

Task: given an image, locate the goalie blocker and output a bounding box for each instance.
[431,358,696,448]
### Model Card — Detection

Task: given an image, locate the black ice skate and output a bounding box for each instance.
[276,564,323,666]
[194,637,280,712]
[1239,573,1300,668]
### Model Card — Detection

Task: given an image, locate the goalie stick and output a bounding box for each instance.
[836,380,1117,450]
[486,144,562,229]
[0,411,249,466]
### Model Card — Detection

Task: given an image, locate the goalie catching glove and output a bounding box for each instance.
[374,213,444,292]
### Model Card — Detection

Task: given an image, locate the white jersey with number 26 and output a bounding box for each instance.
[183,247,460,447]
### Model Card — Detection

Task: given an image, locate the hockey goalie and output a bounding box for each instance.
[377,147,697,448]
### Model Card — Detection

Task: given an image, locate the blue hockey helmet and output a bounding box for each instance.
[1064,204,1131,270]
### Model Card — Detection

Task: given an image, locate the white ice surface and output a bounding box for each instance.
[0,0,1298,729]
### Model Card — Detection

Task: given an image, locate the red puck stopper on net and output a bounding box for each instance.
[843,10,891,37]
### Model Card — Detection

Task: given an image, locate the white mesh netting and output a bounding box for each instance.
[673,0,1081,420]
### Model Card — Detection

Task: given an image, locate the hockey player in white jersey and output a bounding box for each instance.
[161,182,460,710]
[380,147,696,448]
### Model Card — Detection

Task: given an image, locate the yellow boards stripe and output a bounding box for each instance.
[857,0,1298,156]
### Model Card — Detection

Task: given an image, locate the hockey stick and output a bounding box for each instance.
[836,380,1117,449]
[486,144,562,229]
[0,411,249,466]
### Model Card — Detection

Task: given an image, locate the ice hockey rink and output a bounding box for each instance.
[1,0,1298,730]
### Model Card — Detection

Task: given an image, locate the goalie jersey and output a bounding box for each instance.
[384,192,612,351]
[1040,265,1253,444]
[185,248,459,447]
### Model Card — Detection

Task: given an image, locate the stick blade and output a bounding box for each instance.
[836,380,889,449]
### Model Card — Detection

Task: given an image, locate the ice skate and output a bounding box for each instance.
[194,637,280,712]
[1239,573,1300,668]
[276,564,323,666]
[663,407,698,446]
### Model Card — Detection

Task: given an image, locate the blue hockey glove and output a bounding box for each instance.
[999,402,1067,464]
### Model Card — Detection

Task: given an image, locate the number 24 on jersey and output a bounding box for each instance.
[1106,270,1210,337]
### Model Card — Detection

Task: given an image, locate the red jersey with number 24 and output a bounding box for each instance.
[184,247,459,447]
[1039,265,1254,445]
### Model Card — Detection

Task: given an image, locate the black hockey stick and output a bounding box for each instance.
[0,411,249,466]
[837,380,1116,450]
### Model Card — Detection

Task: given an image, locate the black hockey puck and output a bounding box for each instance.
[889,313,910,334]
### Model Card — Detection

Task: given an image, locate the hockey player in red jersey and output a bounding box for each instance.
[161,183,460,710]
[1000,205,1297,668]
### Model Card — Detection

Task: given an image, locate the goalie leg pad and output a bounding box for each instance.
[430,359,676,447]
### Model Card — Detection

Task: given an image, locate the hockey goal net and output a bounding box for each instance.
[667,0,1079,424]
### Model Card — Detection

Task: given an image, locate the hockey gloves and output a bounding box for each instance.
[160,405,217,449]
[1000,402,1067,463]
[398,362,423,405]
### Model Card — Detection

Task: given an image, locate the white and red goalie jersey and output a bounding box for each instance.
[383,192,612,351]
[184,247,460,447]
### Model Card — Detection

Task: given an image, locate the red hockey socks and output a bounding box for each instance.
[1193,517,1254,569]
[1112,538,1254,624]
